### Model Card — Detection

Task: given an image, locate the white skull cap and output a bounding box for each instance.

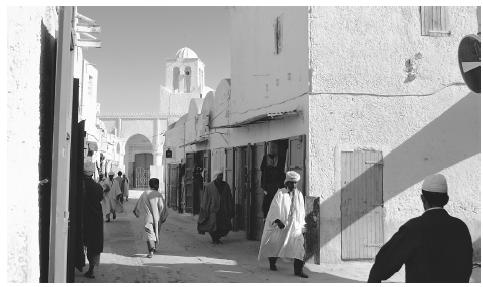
[422,174,448,194]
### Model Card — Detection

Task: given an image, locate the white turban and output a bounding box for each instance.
[212,169,223,181]
[108,171,115,176]
[422,174,448,194]
[83,161,95,176]
[284,171,300,184]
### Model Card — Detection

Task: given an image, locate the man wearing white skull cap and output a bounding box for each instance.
[368,173,473,283]
[197,169,234,244]
[258,170,308,278]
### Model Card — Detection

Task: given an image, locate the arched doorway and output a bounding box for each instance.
[124,134,153,189]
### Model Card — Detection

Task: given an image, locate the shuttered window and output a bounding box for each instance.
[274,15,283,54]
[420,6,451,37]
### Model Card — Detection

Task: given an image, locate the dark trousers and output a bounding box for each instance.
[86,248,100,272]
[269,257,305,274]
[209,230,223,242]
[146,240,156,252]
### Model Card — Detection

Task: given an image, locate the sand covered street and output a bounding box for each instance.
[74,190,390,283]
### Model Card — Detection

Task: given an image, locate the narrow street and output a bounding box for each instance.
[75,190,404,283]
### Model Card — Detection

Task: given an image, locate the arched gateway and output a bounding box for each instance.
[98,113,170,188]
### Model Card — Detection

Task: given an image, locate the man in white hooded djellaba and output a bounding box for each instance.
[258,170,308,278]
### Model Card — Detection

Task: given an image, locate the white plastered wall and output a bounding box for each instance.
[308,6,481,262]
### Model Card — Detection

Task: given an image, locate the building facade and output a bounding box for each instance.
[308,5,480,263]
[164,6,481,265]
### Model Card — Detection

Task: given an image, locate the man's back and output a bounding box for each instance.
[407,209,473,282]
[369,208,473,282]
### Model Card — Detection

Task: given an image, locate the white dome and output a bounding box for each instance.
[175,47,198,59]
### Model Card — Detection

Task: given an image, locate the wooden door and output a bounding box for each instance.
[234,146,248,231]
[184,153,195,214]
[341,149,384,260]
[168,164,179,210]
[246,144,253,239]
[225,148,236,230]
[286,135,306,195]
[134,153,152,188]
[203,149,211,183]
[249,142,266,241]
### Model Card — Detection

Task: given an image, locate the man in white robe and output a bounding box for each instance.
[133,178,168,258]
[258,171,308,278]
[101,171,123,222]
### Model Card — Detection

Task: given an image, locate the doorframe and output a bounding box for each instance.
[49,6,75,283]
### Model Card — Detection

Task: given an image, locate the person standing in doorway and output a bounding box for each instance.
[122,174,129,201]
[115,171,129,205]
[261,142,285,218]
[258,171,308,278]
[197,170,234,244]
[96,153,107,179]
[133,178,168,258]
[368,174,473,283]
[81,161,104,279]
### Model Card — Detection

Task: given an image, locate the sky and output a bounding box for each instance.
[78,6,231,114]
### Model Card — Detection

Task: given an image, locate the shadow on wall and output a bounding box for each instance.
[321,92,481,259]
[38,21,57,283]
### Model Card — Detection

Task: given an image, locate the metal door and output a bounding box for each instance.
[341,149,384,260]
[184,153,195,213]
[134,153,152,189]
[249,142,266,241]
[287,135,306,195]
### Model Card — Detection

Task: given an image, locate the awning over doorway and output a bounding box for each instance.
[212,109,300,129]
[179,137,209,147]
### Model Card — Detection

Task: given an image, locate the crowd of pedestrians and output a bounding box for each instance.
[80,152,474,282]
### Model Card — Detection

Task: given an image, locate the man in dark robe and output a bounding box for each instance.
[198,170,234,244]
[82,162,104,279]
[368,174,473,283]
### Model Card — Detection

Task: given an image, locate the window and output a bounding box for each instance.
[274,15,283,54]
[173,67,180,91]
[420,6,451,37]
[184,66,191,93]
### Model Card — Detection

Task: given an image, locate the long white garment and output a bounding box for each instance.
[133,189,168,246]
[258,188,306,261]
[101,178,123,215]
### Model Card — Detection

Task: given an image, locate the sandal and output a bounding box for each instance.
[84,272,95,279]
